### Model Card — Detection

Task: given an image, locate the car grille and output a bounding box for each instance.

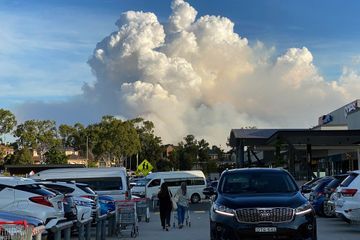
[90,201,98,219]
[235,208,294,223]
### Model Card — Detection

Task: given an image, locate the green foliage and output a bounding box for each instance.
[14,120,59,163]
[132,118,163,170]
[44,146,68,165]
[0,109,17,137]
[6,147,33,165]
[89,116,141,165]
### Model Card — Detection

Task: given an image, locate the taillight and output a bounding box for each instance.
[317,192,324,197]
[125,191,129,199]
[29,196,53,207]
[81,195,95,200]
[341,189,358,197]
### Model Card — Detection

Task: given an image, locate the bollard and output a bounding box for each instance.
[50,220,75,240]
[107,211,116,237]
[95,214,107,240]
[77,218,93,240]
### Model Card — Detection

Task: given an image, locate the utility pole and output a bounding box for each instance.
[86,136,89,167]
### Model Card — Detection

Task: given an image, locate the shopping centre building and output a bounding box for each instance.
[229,99,360,180]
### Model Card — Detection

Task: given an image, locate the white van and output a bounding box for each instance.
[145,170,206,203]
[30,167,129,200]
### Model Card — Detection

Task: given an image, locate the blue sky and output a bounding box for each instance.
[1,0,360,115]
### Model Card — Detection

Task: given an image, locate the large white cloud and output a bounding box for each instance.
[16,0,360,146]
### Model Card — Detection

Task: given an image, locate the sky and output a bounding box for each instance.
[1,0,360,145]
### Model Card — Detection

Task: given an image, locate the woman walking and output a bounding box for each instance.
[157,182,172,231]
[175,182,189,229]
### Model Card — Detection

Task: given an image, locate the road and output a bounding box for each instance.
[113,201,360,240]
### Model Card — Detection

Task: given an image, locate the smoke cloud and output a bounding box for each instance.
[16,0,360,145]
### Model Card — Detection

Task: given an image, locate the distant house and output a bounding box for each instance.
[163,144,175,158]
[0,145,14,164]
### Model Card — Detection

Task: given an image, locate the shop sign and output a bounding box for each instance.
[344,100,358,118]
[318,114,333,125]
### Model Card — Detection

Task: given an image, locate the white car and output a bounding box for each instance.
[0,177,64,229]
[37,181,100,220]
[335,170,360,222]
[130,178,149,198]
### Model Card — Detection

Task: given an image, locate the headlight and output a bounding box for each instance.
[295,202,313,216]
[74,200,91,207]
[213,203,235,217]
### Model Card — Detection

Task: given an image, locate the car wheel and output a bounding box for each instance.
[191,193,201,204]
[322,202,334,218]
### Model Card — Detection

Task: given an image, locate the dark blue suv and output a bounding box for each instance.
[210,168,317,240]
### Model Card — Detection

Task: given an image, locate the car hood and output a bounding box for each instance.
[217,192,306,209]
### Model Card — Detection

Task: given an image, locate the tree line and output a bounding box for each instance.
[0,109,228,173]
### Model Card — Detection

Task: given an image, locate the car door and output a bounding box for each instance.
[0,184,15,209]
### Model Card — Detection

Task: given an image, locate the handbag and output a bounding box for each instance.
[170,191,177,210]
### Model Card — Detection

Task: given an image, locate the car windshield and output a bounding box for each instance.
[135,179,150,186]
[220,171,298,194]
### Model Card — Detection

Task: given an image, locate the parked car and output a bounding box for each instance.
[309,177,334,216]
[31,167,130,200]
[203,180,218,199]
[130,178,149,198]
[37,181,98,221]
[301,176,333,199]
[99,195,116,215]
[210,168,317,240]
[323,174,349,217]
[335,170,360,223]
[0,177,64,229]
[0,211,44,227]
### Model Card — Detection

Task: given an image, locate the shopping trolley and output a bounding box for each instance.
[0,221,33,240]
[115,200,139,238]
[134,198,150,222]
[172,207,191,228]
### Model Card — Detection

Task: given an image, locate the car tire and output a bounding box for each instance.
[322,202,334,218]
[191,193,201,204]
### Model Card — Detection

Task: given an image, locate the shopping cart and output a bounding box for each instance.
[134,198,150,222]
[115,200,139,238]
[0,221,33,240]
[172,207,191,228]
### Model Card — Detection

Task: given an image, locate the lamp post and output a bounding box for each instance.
[86,136,89,167]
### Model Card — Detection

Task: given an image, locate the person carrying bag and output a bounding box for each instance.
[157,182,172,231]
[174,182,189,229]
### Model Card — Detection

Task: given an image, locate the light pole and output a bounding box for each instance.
[86,136,89,167]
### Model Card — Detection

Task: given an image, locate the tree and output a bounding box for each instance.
[6,147,33,165]
[44,146,68,165]
[14,120,59,163]
[131,118,163,170]
[0,109,17,142]
[89,116,141,166]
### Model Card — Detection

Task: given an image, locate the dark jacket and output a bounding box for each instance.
[158,189,172,212]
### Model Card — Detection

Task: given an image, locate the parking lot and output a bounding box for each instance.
[110,201,360,240]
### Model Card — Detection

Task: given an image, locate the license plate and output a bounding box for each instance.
[255,227,277,233]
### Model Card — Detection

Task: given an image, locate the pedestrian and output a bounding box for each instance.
[157,182,172,231]
[174,182,189,229]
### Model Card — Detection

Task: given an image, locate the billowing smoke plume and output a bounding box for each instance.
[16,0,360,145]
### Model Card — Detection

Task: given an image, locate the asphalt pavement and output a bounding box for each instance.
[109,201,360,240]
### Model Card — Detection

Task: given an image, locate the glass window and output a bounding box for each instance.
[42,184,74,194]
[341,173,358,187]
[15,184,55,196]
[148,179,161,187]
[49,177,123,191]
[220,171,297,194]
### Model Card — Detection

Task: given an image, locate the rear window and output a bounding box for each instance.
[76,185,96,194]
[15,184,55,196]
[326,179,341,189]
[48,177,123,191]
[41,184,74,194]
[341,173,359,187]
[220,171,298,194]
